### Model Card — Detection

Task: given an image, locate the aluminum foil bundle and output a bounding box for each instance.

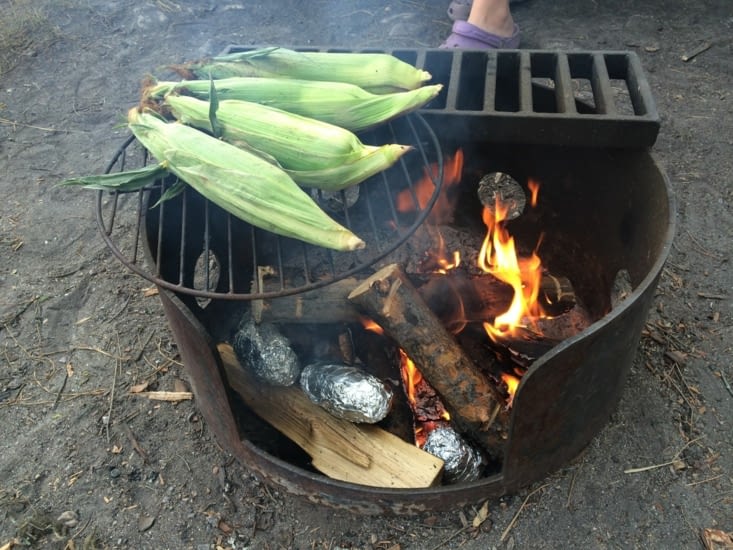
[423,426,485,484]
[232,320,300,386]
[300,363,393,423]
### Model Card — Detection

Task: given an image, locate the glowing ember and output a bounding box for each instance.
[399,349,450,447]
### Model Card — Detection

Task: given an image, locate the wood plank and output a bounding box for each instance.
[217,343,444,488]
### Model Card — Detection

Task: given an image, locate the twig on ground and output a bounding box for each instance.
[133,391,193,402]
[73,344,130,362]
[135,330,156,362]
[687,474,724,487]
[501,484,549,542]
[697,292,727,300]
[123,423,148,464]
[105,345,120,444]
[713,366,733,398]
[52,369,68,410]
[0,389,108,408]
[681,42,712,62]
[566,464,581,509]
[0,116,65,132]
[624,436,704,474]
[429,525,470,550]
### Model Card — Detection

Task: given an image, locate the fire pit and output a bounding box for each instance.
[96,48,674,514]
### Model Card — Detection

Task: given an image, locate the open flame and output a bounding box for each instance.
[397,149,464,225]
[399,349,450,447]
[479,178,546,343]
[382,154,548,414]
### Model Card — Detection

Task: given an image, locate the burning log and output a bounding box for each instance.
[253,269,575,326]
[217,343,444,488]
[348,263,509,456]
[415,270,576,327]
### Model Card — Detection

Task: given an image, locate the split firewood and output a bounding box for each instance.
[252,272,363,324]
[217,343,444,488]
[253,268,574,326]
[347,263,509,457]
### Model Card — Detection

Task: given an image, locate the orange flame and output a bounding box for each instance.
[430,228,461,274]
[399,350,450,446]
[528,178,540,207]
[501,373,520,407]
[360,317,384,335]
[399,350,422,405]
[396,150,464,225]
[478,184,546,342]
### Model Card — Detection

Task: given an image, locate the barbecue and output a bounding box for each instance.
[93,47,674,514]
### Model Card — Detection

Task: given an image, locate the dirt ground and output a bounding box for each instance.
[1,1,731,548]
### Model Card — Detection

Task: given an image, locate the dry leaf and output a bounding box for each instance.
[472,500,490,528]
[701,528,733,549]
[129,382,150,394]
[65,363,74,377]
[143,287,159,297]
[217,519,233,534]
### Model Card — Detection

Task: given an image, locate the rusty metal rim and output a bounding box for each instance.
[515,152,676,390]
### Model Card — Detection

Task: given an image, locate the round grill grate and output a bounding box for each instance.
[96,113,444,300]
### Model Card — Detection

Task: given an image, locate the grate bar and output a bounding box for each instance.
[553,53,576,114]
[591,53,616,115]
[519,51,533,112]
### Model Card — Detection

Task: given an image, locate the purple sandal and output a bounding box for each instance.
[440,20,521,49]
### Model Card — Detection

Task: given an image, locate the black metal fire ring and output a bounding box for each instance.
[95,113,445,300]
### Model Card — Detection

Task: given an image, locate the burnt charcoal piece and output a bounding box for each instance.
[423,426,485,484]
[232,319,301,386]
[300,363,394,424]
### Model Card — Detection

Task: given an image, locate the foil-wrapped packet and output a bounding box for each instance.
[232,320,300,386]
[423,426,485,484]
[300,363,393,423]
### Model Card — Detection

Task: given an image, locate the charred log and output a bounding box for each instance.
[348,263,509,457]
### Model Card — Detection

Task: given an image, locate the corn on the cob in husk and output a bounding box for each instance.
[145,77,442,133]
[126,108,365,251]
[162,94,411,191]
[169,47,432,93]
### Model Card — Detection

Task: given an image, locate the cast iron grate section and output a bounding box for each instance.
[96,113,444,300]
[222,46,659,148]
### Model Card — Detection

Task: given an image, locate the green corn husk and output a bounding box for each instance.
[58,163,167,192]
[126,108,365,251]
[145,77,442,133]
[163,94,411,190]
[169,47,432,93]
